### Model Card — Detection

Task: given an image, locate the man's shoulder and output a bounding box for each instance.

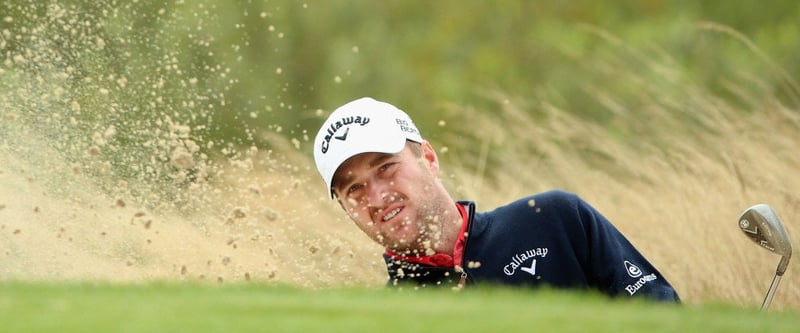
[464,190,586,235]
[493,189,581,213]
[468,190,582,227]
[461,189,579,212]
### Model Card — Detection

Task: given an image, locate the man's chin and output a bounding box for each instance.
[387,248,422,256]
[385,241,426,256]
[381,227,425,253]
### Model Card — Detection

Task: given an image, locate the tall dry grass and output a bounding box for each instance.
[7,82,795,306]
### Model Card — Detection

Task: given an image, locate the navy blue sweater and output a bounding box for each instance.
[384,190,680,302]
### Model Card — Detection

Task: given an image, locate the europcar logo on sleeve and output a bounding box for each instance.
[623,260,658,295]
[320,116,371,153]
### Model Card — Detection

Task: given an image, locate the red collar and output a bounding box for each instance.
[385,203,469,268]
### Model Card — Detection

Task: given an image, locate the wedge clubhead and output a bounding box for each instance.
[738,204,793,311]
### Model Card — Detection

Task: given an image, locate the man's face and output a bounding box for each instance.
[332,142,447,254]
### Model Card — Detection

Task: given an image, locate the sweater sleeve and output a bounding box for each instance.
[565,192,680,302]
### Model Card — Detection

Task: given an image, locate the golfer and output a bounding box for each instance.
[313,97,680,301]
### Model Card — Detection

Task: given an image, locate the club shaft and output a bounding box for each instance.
[761,274,782,311]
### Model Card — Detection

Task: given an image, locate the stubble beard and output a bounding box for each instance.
[386,193,448,256]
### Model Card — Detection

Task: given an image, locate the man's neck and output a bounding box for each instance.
[404,201,465,256]
[385,202,469,267]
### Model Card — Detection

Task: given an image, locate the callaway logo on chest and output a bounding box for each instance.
[503,247,549,276]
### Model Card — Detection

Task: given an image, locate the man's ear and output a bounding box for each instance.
[420,140,440,176]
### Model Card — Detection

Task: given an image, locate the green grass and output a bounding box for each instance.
[0,282,796,333]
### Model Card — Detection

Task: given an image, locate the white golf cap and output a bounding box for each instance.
[313,97,423,198]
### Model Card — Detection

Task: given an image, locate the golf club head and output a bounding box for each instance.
[739,204,793,310]
[738,203,793,258]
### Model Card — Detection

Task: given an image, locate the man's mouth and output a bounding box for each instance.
[382,207,402,222]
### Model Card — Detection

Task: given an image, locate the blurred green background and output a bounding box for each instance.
[2,0,799,188]
[2,0,800,308]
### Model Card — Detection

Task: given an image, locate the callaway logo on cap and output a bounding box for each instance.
[313,97,423,198]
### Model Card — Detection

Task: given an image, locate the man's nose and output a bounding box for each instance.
[364,179,390,207]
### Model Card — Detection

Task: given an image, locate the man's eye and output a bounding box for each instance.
[347,183,363,194]
[378,162,396,173]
